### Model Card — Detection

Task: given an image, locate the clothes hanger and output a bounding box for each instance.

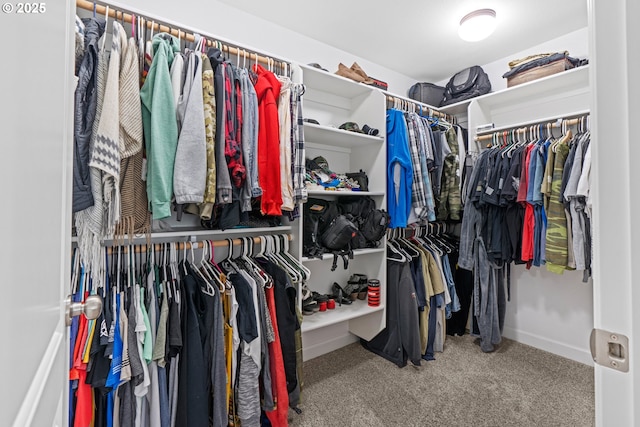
[100,5,109,52]
[275,235,303,283]
[203,240,227,291]
[397,233,420,258]
[190,241,215,296]
[221,238,240,273]
[281,234,311,281]
[237,236,272,288]
[386,238,407,262]
[389,230,413,259]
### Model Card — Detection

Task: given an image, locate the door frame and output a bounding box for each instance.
[589,0,640,425]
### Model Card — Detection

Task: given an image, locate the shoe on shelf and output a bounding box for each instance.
[331,282,353,306]
[350,62,374,85]
[303,296,319,315]
[335,63,366,83]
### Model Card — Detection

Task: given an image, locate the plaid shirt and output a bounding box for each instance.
[413,114,437,221]
[224,64,245,188]
[406,113,429,220]
[291,83,307,204]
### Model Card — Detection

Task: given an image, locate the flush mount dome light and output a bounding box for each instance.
[459,8,497,42]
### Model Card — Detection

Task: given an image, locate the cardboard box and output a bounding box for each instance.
[506,58,576,87]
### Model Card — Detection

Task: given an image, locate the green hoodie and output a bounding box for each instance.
[140,34,179,219]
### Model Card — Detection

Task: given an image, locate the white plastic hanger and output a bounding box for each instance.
[387,238,407,262]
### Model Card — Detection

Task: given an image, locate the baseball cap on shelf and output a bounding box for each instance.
[339,122,364,133]
[308,63,328,72]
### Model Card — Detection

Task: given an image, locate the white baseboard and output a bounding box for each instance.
[302,333,359,361]
[502,326,594,366]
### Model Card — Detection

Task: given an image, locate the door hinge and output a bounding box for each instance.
[590,328,629,372]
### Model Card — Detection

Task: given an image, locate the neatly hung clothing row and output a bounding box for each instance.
[362,230,464,366]
[72,16,307,271]
[68,238,304,427]
[458,122,592,352]
[385,108,468,229]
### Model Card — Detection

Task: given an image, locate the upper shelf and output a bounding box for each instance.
[472,66,590,109]
[304,122,384,148]
[439,99,473,116]
[439,66,590,116]
[300,64,376,98]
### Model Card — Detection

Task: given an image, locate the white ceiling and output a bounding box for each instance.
[218,0,588,82]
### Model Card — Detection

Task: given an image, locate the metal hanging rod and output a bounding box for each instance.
[76,0,292,72]
[102,234,293,254]
[475,110,590,142]
[383,92,453,122]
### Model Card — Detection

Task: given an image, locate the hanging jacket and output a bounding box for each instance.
[253,64,283,216]
[174,51,207,207]
[140,33,180,220]
[437,127,462,220]
[207,48,233,204]
[386,109,413,228]
[199,53,217,219]
[73,17,105,212]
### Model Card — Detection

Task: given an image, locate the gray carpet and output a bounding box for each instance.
[289,335,594,427]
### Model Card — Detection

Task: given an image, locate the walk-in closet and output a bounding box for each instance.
[2,0,639,426]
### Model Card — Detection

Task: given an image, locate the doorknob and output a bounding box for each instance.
[65,294,103,326]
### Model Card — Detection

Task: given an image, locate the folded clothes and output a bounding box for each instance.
[503,52,580,79]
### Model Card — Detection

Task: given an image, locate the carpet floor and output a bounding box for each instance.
[289,335,594,427]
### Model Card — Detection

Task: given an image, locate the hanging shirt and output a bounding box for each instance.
[387,109,413,228]
[406,113,429,220]
[545,131,573,273]
[253,64,283,216]
[140,33,180,220]
[277,76,295,211]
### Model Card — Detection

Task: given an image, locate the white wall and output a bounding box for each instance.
[437,27,589,92]
[110,0,415,94]
[505,268,594,365]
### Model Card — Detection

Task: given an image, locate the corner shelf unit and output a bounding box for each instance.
[467,66,590,151]
[295,64,388,346]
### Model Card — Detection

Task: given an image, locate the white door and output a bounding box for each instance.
[0,1,75,425]
[589,0,640,425]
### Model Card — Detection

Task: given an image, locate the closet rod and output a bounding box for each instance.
[103,234,293,254]
[76,0,291,70]
[387,223,450,238]
[474,110,590,142]
[383,93,453,122]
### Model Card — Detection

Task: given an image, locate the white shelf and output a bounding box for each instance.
[439,99,473,116]
[473,66,589,109]
[300,64,375,99]
[306,190,385,197]
[301,300,384,333]
[439,66,589,118]
[304,122,383,148]
[296,62,387,348]
[302,247,385,263]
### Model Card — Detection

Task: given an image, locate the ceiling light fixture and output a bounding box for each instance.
[458,8,497,42]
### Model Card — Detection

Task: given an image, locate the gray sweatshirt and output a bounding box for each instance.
[173,51,207,204]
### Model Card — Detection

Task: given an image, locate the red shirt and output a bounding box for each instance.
[253,64,283,216]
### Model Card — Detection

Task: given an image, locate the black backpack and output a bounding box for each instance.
[338,196,389,248]
[303,198,339,258]
[441,66,491,106]
[360,209,390,245]
[338,197,374,249]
